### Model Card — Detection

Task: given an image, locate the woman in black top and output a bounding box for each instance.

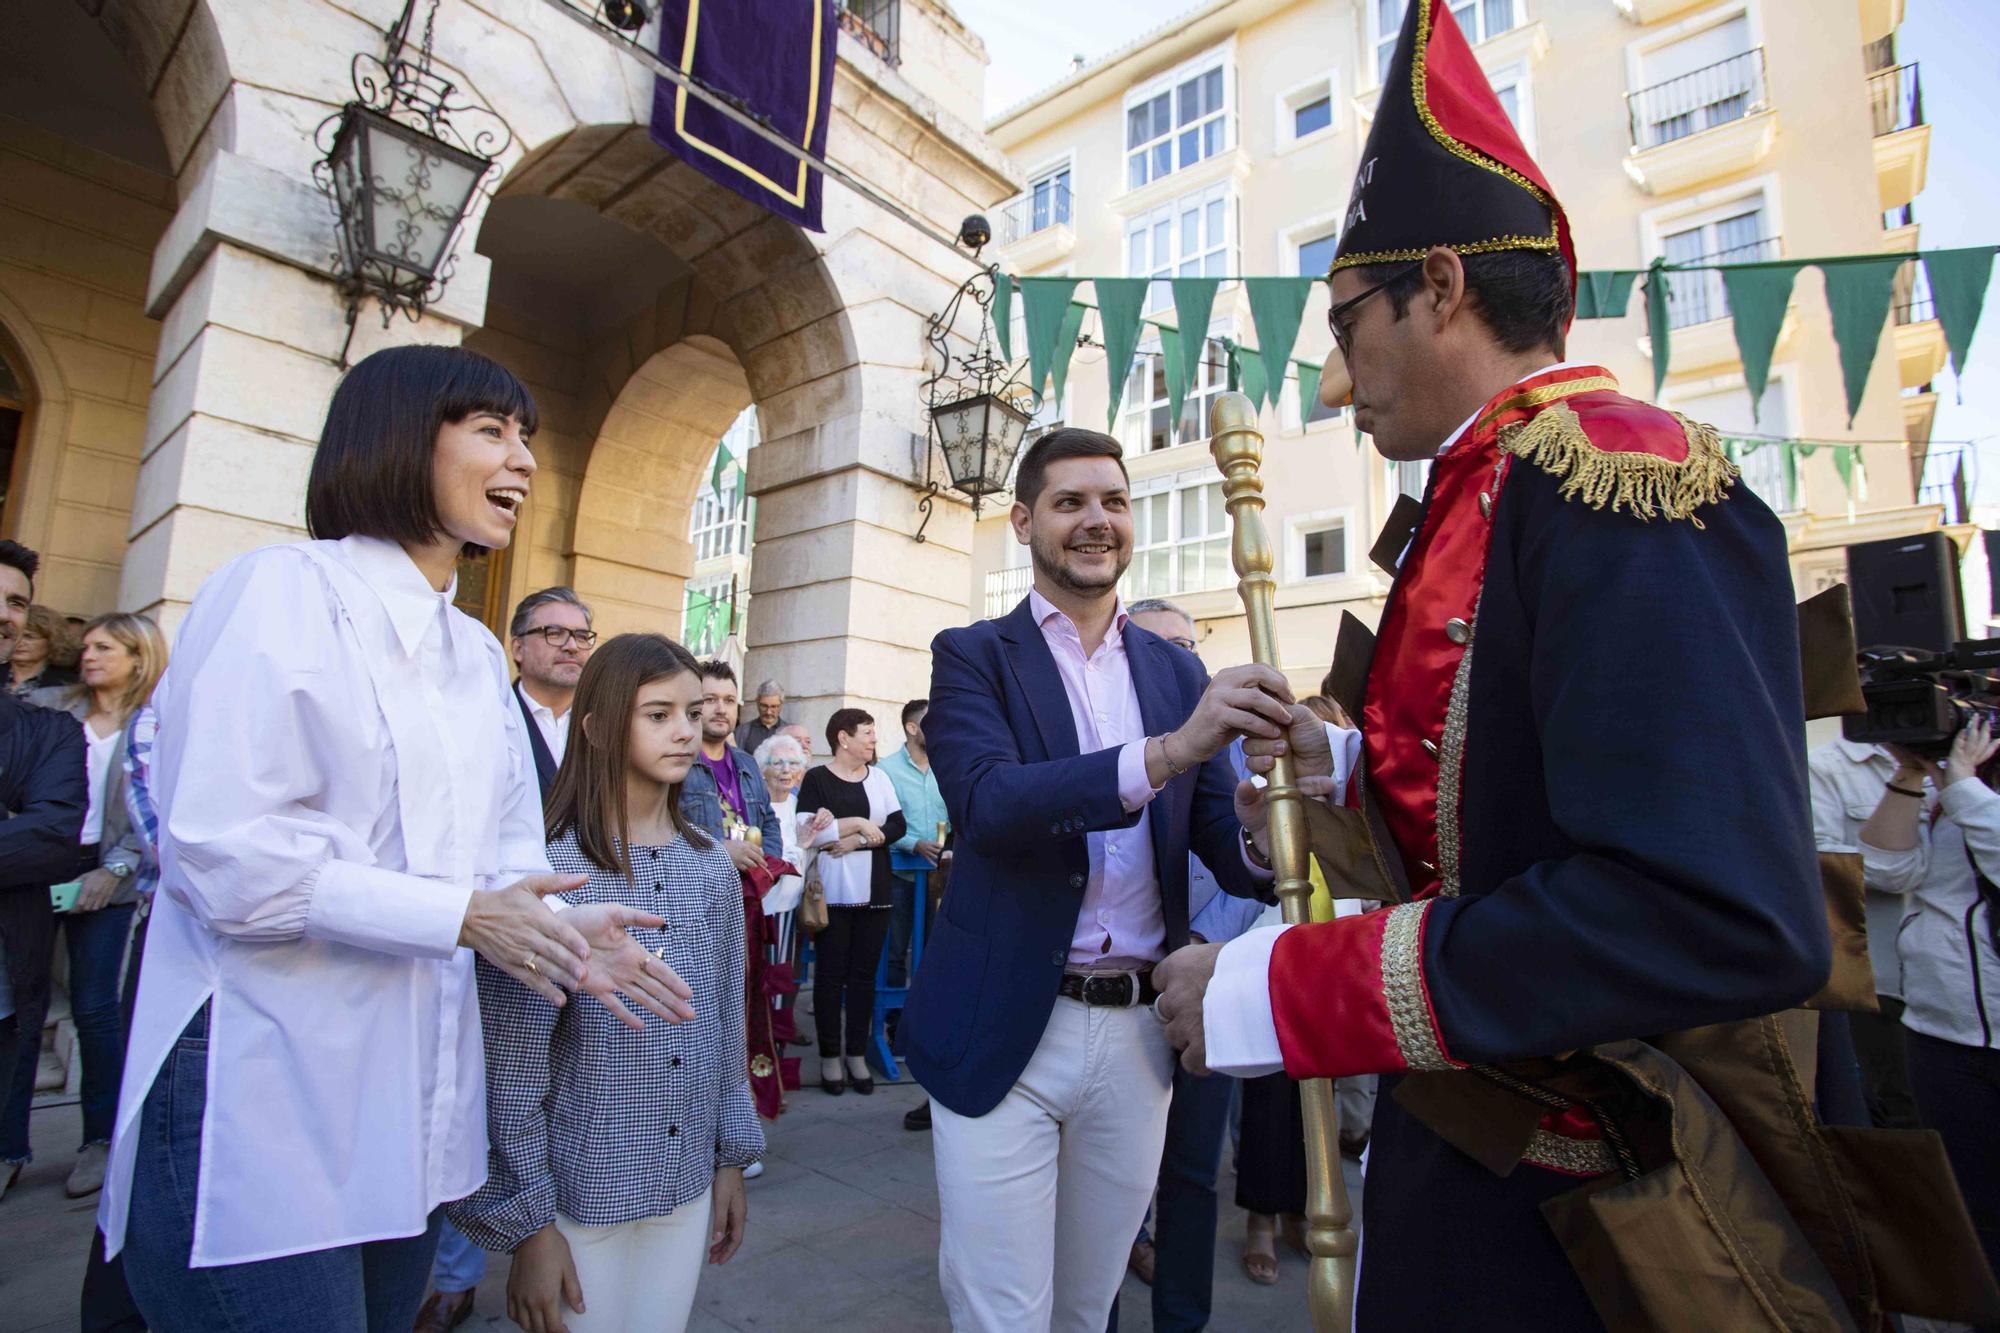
[797,708,904,1095]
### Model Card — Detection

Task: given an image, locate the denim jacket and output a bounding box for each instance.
[680,744,783,853]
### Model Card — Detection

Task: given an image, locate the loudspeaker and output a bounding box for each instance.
[1845,532,1963,653]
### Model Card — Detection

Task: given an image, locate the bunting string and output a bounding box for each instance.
[996,243,1994,434]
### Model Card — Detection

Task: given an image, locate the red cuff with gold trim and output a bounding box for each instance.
[1269,900,1462,1080]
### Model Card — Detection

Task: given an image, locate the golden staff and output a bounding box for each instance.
[1210,391,1357,1333]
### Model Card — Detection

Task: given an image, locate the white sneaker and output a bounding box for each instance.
[743,1160,765,1180]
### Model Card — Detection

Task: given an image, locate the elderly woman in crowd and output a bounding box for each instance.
[5,604,78,696]
[753,734,831,1081]
[8,613,168,1201]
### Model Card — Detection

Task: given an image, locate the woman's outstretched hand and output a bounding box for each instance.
[566,901,696,1029]
[461,875,593,1006]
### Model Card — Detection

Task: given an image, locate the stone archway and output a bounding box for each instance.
[570,335,751,639]
[464,126,864,717]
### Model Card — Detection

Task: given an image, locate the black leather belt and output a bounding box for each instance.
[1058,969,1158,1008]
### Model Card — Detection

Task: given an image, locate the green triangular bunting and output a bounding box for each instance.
[1296,358,1323,430]
[1818,256,1905,426]
[1159,326,1187,442]
[990,271,1014,364]
[1833,446,1856,496]
[1237,344,1268,413]
[1577,270,1638,321]
[1245,278,1315,408]
[1047,302,1088,406]
[1094,278,1151,429]
[1019,276,1079,398]
[1720,264,1802,419]
[1922,246,1996,390]
[709,443,733,495]
[1168,278,1220,420]
[1645,259,1672,398]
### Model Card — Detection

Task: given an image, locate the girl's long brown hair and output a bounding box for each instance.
[544,633,712,878]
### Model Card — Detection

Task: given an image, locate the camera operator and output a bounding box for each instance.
[1858,715,2000,1290]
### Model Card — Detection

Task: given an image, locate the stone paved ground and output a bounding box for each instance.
[1,1072,1351,1332]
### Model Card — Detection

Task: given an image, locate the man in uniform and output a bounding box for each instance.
[1154,2,1873,1326]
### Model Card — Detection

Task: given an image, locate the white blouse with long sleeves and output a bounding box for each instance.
[98,536,551,1266]
[1862,777,2000,1050]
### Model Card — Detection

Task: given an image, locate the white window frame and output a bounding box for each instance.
[1287,507,1356,584]
[1280,209,1343,279]
[1121,467,1234,601]
[1122,41,1235,193]
[1662,364,1802,513]
[1274,69,1340,153]
[1120,320,1236,456]
[1485,60,1537,153]
[1639,173,1782,330]
[1125,182,1237,314]
[1022,150,1076,237]
[1368,0,1522,89]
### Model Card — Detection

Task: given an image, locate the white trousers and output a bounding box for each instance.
[931,997,1176,1332]
[553,1190,711,1333]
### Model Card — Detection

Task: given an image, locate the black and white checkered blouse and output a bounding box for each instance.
[449,828,765,1252]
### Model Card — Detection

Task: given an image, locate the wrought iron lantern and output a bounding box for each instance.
[916,249,1040,542]
[314,0,511,362]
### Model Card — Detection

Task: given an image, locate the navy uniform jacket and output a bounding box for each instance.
[1256,368,1828,1328]
[902,599,1265,1118]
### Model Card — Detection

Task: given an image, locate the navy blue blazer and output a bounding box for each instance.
[901,598,1266,1117]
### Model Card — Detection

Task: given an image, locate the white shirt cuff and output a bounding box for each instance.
[306,862,474,959]
[1203,923,1291,1077]
[1118,738,1162,814]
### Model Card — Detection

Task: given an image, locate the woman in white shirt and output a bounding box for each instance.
[105,346,696,1332]
[1858,715,2000,1289]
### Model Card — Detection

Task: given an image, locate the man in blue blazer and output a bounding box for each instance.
[902,429,1293,1332]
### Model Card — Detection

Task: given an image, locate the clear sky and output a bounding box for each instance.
[950,0,2000,499]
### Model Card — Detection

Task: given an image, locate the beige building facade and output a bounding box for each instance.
[974,0,1950,692]
[0,0,1024,745]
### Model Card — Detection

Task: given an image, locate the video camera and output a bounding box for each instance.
[1844,638,2000,758]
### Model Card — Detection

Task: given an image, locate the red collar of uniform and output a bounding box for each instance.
[1445,365,1619,456]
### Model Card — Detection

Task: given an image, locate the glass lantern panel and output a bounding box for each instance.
[364,120,481,276]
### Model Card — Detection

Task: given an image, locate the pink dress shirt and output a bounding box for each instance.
[1027,589,1169,968]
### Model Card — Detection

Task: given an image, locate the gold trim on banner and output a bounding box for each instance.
[674,0,823,207]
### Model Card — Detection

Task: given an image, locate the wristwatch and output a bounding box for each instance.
[105,862,133,880]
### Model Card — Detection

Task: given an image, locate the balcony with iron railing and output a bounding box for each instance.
[839,0,899,65]
[993,179,1075,266]
[983,565,1033,619]
[1641,235,1787,374]
[1662,235,1783,329]
[1623,48,1777,194]
[1869,62,1930,210]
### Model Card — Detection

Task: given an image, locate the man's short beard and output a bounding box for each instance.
[522,659,580,691]
[1030,529,1129,594]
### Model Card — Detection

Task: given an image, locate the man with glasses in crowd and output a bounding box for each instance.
[736,678,790,758]
[505,587,597,796]
[416,586,597,1332]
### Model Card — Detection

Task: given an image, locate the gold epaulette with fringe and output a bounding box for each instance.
[1497,402,1739,527]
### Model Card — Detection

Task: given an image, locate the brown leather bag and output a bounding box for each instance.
[797,854,829,935]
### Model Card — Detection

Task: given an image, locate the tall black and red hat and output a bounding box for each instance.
[1331,0,1575,308]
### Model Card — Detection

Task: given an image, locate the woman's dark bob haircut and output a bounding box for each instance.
[305,344,539,547]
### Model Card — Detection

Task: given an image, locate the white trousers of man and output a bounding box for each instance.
[930,996,1176,1331]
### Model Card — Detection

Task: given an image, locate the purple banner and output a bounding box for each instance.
[648,0,838,232]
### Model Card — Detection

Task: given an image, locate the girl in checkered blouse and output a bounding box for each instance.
[451,634,764,1333]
